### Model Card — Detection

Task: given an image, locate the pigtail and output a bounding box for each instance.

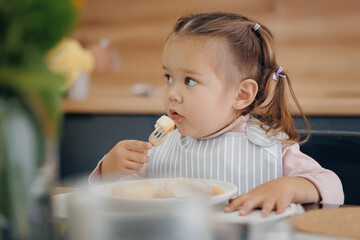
[251,71,310,144]
[249,24,310,143]
[281,73,310,144]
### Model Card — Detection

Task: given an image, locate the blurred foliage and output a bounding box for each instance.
[0,0,77,137]
[0,1,77,237]
[0,0,77,67]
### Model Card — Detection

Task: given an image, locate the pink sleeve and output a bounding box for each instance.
[282,142,344,205]
[88,156,149,185]
[88,156,104,185]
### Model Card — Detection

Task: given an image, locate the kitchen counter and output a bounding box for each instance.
[63,0,360,117]
[62,95,164,114]
[61,85,360,116]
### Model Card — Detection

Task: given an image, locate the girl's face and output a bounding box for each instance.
[162,37,237,138]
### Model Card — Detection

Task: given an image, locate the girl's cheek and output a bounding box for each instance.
[163,94,169,106]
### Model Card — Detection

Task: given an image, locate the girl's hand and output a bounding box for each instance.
[224,176,320,217]
[101,140,152,179]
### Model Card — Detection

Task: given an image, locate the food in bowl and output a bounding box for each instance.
[108,177,224,199]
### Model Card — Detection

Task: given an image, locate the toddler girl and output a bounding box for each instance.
[90,12,344,216]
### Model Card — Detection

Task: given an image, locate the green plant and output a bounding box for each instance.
[0,0,77,131]
[0,0,76,238]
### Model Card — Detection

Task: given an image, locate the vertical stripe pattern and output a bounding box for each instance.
[149,126,282,195]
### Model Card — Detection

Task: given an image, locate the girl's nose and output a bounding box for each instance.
[168,86,183,103]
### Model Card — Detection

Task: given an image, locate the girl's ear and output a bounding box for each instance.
[232,79,258,110]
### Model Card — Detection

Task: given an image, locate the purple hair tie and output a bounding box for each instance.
[272,66,285,81]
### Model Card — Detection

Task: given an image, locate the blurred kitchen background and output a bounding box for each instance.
[59,0,360,204]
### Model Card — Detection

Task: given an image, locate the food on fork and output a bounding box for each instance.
[148,115,175,146]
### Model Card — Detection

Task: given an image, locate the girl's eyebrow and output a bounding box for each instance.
[180,68,204,76]
[162,65,204,76]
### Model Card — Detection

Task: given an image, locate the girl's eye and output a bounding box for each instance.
[185,77,197,86]
[165,74,173,84]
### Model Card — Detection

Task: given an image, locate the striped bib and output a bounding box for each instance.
[149,122,282,195]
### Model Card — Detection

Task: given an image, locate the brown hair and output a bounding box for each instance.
[168,12,310,143]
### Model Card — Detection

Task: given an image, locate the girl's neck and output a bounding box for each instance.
[197,114,249,139]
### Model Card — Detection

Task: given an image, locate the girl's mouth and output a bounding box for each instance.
[169,109,183,121]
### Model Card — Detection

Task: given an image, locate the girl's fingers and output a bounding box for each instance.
[225,195,248,212]
[120,168,138,175]
[238,199,260,216]
[123,140,152,153]
[125,151,149,164]
[261,199,276,217]
[275,199,290,214]
[123,159,145,170]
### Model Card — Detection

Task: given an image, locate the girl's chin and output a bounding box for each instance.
[177,128,189,136]
[177,127,194,137]
[177,127,204,138]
